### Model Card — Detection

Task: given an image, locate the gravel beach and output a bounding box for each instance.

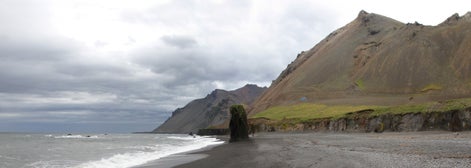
[169,131,471,168]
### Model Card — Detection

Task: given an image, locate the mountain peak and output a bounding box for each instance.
[354,10,403,26]
[238,84,266,90]
[231,84,267,105]
[439,12,471,25]
[464,11,471,18]
[209,89,228,98]
[358,10,369,17]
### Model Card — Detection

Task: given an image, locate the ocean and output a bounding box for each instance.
[0,133,223,168]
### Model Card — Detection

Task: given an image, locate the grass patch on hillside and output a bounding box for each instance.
[420,84,442,92]
[355,79,365,90]
[252,103,383,121]
[252,98,471,121]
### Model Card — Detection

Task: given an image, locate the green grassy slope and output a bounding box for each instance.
[252,98,471,121]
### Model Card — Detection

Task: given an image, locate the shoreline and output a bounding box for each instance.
[154,131,471,168]
[133,136,228,168]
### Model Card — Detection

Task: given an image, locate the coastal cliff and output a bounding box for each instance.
[250,107,471,133]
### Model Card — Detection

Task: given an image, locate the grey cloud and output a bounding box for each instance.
[135,50,231,86]
[161,35,197,49]
[0,37,76,62]
[0,91,170,127]
[0,35,178,132]
[0,0,341,133]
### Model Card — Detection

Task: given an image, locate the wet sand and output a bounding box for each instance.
[148,131,471,168]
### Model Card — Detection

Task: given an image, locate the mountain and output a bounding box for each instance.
[251,11,471,114]
[153,84,266,133]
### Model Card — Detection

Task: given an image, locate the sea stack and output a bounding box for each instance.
[229,105,249,142]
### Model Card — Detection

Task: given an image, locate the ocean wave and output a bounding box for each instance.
[74,136,223,168]
[53,135,99,139]
[167,136,198,140]
[0,154,18,160]
[27,160,81,168]
[166,135,213,141]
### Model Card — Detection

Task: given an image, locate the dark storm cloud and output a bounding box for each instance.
[0,38,77,92]
[0,34,172,132]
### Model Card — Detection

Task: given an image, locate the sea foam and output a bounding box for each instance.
[74,135,223,168]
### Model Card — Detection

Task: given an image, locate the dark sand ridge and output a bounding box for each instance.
[164,132,471,168]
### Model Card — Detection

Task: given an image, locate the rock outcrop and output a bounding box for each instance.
[250,108,471,133]
[153,84,266,134]
[229,105,249,142]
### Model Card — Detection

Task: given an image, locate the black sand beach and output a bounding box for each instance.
[155,131,471,168]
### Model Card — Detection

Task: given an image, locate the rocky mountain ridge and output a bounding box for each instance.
[251,11,471,114]
[153,84,266,133]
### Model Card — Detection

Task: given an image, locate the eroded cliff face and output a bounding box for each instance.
[250,108,471,133]
[153,84,266,134]
[251,11,471,114]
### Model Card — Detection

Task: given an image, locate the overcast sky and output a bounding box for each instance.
[0,0,470,133]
